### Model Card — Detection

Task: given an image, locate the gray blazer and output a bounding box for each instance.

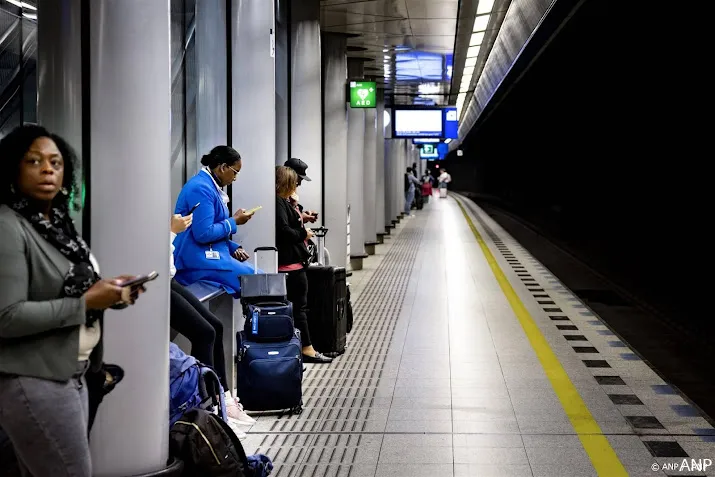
[0,205,103,381]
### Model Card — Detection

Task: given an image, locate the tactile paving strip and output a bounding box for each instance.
[244,224,423,476]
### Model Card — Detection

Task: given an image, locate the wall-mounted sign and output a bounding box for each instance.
[349,81,376,108]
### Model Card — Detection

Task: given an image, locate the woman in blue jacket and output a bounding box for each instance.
[173,146,255,296]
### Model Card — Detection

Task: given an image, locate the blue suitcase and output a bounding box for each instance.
[236,330,303,413]
[243,302,295,342]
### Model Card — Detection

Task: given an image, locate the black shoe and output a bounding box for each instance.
[302,352,333,363]
[323,350,344,359]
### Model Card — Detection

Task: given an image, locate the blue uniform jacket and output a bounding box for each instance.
[173,170,253,294]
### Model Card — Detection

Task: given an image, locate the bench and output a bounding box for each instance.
[170,281,237,394]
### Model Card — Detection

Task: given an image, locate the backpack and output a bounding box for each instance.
[170,408,250,477]
[169,343,203,427]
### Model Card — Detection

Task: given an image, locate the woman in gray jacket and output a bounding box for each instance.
[0,125,143,477]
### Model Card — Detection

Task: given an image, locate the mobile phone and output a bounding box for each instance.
[188,202,200,214]
[246,206,262,214]
[118,271,159,288]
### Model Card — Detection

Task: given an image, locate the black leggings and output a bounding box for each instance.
[170,280,228,390]
[285,269,311,348]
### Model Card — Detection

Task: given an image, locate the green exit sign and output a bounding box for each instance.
[349,81,376,108]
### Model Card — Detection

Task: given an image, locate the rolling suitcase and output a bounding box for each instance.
[439,187,448,198]
[236,330,303,413]
[306,228,348,355]
[236,246,303,414]
[239,247,287,305]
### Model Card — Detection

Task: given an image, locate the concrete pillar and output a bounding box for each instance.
[37,0,83,230]
[321,32,348,268]
[362,107,377,254]
[231,0,276,253]
[87,2,172,475]
[375,90,386,242]
[291,0,322,222]
[347,58,367,270]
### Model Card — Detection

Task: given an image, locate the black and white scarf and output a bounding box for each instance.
[10,192,102,326]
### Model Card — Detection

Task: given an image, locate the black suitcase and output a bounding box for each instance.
[306,265,347,355]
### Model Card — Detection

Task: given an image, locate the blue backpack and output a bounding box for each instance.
[169,343,203,427]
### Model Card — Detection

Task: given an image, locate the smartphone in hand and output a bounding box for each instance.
[117,271,159,289]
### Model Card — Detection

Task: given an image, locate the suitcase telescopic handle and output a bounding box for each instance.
[253,247,279,274]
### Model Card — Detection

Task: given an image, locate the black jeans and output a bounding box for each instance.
[285,269,311,348]
[170,280,228,390]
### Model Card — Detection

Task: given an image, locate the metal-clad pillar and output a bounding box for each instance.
[290,0,322,220]
[231,0,276,253]
[196,0,228,166]
[346,58,367,270]
[362,107,377,254]
[87,2,172,475]
[37,0,83,229]
[321,32,348,268]
[375,91,386,241]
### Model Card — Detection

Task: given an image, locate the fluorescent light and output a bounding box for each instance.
[22,11,35,19]
[463,66,475,77]
[464,57,477,67]
[477,0,495,14]
[384,55,390,59]
[21,2,36,10]
[466,45,481,58]
[473,14,490,32]
[382,49,389,53]
[470,32,485,47]
[6,0,21,7]
[444,138,452,144]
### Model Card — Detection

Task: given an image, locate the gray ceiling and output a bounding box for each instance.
[320,0,460,106]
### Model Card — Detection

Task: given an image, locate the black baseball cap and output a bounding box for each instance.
[284,157,311,181]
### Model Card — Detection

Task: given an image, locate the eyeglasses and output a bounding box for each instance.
[227,165,240,176]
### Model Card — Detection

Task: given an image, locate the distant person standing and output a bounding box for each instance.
[438,169,452,198]
[404,167,421,215]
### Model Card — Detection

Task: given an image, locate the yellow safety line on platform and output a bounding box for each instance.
[455,197,627,477]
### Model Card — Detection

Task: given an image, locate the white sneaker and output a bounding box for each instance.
[227,419,247,439]
[226,397,256,425]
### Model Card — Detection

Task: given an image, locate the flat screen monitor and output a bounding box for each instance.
[393,109,443,138]
[393,107,459,139]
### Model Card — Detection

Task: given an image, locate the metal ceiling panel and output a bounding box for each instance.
[452,0,555,148]
[322,1,408,17]
[404,0,458,19]
[320,0,456,105]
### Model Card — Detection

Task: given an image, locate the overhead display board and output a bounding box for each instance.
[392,106,460,139]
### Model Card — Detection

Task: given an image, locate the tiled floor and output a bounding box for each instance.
[235,194,715,477]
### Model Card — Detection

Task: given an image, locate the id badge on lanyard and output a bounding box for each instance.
[205,244,220,260]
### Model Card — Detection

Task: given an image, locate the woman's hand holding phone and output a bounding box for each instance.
[233,208,254,225]
[171,213,193,234]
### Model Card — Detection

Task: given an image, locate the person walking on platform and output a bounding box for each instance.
[275,166,333,363]
[172,146,256,297]
[169,213,255,430]
[404,167,421,215]
[0,125,146,477]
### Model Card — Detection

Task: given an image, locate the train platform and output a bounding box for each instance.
[237,193,715,477]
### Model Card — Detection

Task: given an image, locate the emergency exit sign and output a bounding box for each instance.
[349,81,376,108]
